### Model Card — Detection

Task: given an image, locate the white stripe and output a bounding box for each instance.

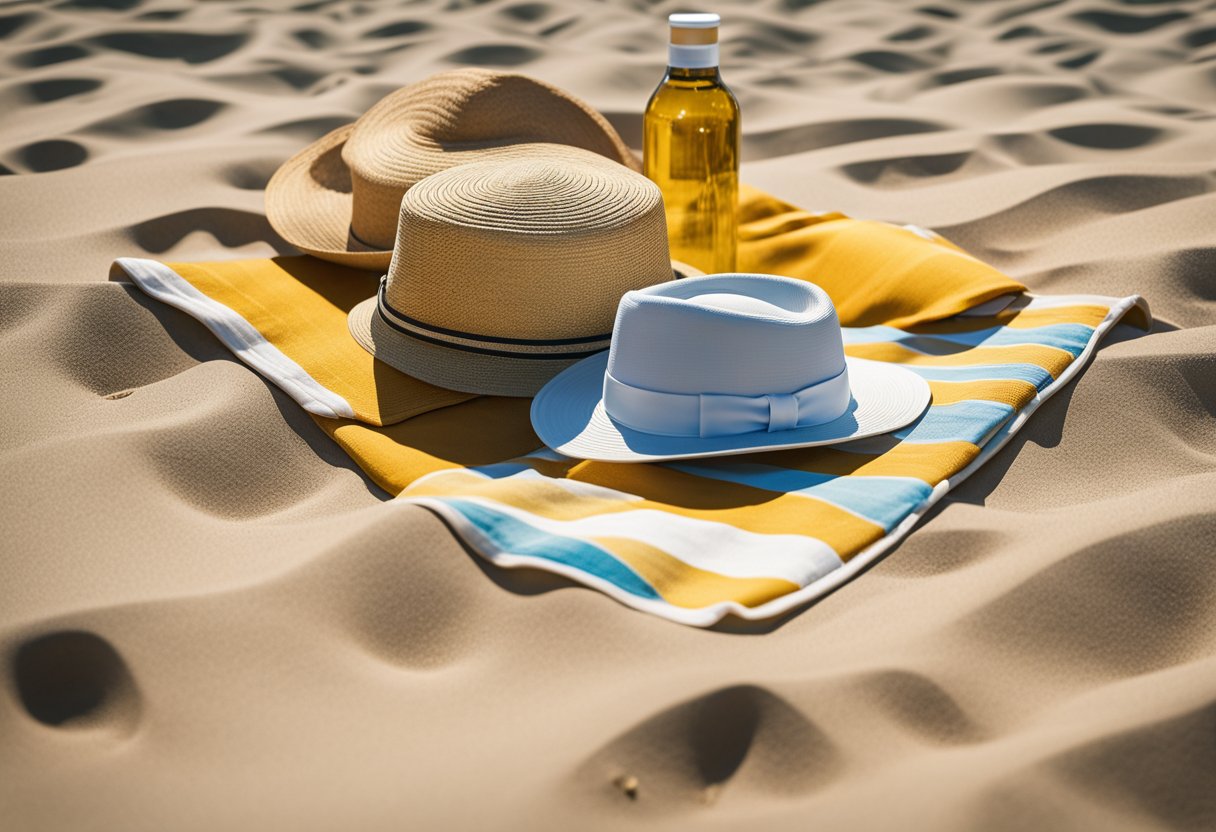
[116,258,355,419]
[1020,292,1145,311]
[413,493,843,585]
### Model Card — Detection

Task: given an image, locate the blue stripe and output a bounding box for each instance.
[668,462,932,530]
[894,400,1015,445]
[439,499,661,601]
[843,323,1093,357]
[464,462,534,479]
[903,362,1054,391]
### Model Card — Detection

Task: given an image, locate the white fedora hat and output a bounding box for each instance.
[530,274,931,462]
[347,146,698,397]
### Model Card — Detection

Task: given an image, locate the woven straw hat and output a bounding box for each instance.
[347,147,697,397]
[266,68,640,271]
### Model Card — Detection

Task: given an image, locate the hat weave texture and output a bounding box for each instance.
[266,68,639,270]
[347,147,680,397]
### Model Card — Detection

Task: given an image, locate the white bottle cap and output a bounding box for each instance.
[668,12,720,69]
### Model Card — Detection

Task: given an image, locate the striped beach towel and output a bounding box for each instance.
[115,185,1149,626]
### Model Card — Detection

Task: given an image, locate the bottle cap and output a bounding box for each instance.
[668,12,720,69]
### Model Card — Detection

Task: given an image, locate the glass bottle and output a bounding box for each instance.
[643,12,741,275]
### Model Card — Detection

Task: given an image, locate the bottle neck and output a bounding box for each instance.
[667,41,719,70]
[666,65,721,81]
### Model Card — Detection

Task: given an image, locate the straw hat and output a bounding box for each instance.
[347,147,697,397]
[531,274,931,461]
[265,68,640,271]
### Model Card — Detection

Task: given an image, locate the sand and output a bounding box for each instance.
[2,0,1215,828]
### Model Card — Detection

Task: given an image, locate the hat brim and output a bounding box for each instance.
[348,295,579,397]
[530,352,932,462]
[267,129,656,274]
[265,123,398,271]
[347,261,703,398]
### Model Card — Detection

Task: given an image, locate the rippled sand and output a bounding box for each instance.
[2,0,1215,828]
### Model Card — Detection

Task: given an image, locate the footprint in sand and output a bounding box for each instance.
[291,27,333,49]
[136,9,188,22]
[11,630,140,734]
[0,11,38,39]
[499,3,553,25]
[579,684,842,810]
[444,44,542,67]
[129,207,287,253]
[14,44,92,69]
[365,20,431,38]
[15,139,89,173]
[1071,9,1190,36]
[23,77,104,104]
[1185,26,1216,50]
[1048,122,1169,150]
[89,30,248,64]
[87,98,228,135]
[918,4,958,19]
[59,0,143,10]
[840,150,985,186]
[888,25,937,42]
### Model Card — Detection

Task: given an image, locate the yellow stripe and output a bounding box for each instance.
[525,440,981,486]
[845,341,1075,378]
[321,420,455,495]
[905,304,1110,334]
[927,378,1038,409]
[590,536,799,609]
[314,396,539,495]
[406,466,885,556]
[171,259,472,426]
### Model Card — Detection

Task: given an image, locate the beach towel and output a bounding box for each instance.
[114,185,1150,626]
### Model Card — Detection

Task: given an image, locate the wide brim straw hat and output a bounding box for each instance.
[347,147,698,397]
[531,274,932,462]
[266,69,641,271]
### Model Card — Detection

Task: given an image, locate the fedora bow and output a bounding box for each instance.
[603,367,852,438]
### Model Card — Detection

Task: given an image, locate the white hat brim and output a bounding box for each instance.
[531,353,932,462]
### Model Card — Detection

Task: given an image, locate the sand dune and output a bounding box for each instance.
[2,0,1215,828]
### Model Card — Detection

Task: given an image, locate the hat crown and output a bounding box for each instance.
[340,69,637,250]
[607,275,847,397]
[380,148,673,346]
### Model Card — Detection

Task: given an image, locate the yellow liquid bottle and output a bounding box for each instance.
[643,12,740,275]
